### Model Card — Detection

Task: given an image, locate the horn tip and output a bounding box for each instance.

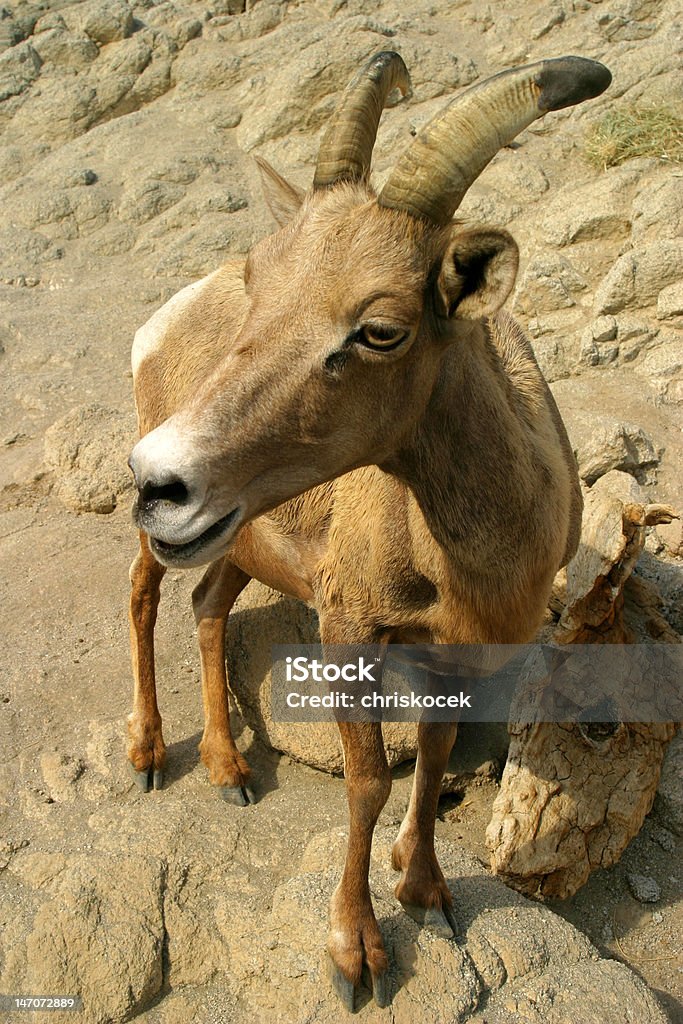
[367,50,412,97]
[536,56,612,112]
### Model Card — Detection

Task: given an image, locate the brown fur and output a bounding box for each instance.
[127,173,582,993]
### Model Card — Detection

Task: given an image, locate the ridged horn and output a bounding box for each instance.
[378,56,611,226]
[313,51,412,189]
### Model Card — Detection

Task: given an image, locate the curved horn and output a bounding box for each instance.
[378,56,611,226]
[313,51,412,189]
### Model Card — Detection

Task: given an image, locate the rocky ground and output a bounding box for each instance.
[0,0,682,1022]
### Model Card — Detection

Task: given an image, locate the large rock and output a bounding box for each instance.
[655,731,683,835]
[1,820,668,1024]
[2,854,165,1024]
[594,240,683,315]
[32,27,99,70]
[235,29,388,150]
[656,281,683,321]
[7,76,100,144]
[0,40,42,101]
[560,411,659,486]
[540,167,637,248]
[118,179,186,224]
[227,827,670,1023]
[227,582,418,773]
[44,404,136,513]
[513,253,587,315]
[486,468,679,899]
[81,0,134,45]
[631,172,683,242]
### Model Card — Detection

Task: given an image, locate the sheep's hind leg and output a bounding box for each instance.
[192,558,254,805]
[128,532,167,792]
[392,718,459,938]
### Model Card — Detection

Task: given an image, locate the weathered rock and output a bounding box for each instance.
[152,219,253,277]
[2,823,668,1024]
[557,472,678,642]
[614,314,658,363]
[33,12,68,35]
[43,404,136,513]
[627,873,661,903]
[0,226,51,277]
[561,410,659,485]
[631,173,683,242]
[235,30,389,150]
[540,169,636,248]
[655,730,683,835]
[233,828,671,1023]
[32,27,99,69]
[171,39,246,94]
[118,179,186,224]
[513,254,587,315]
[0,40,42,101]
[487,473,679,899]
[226,582,417,773]
[483,151,550,202]
[209,2,285,42]
[40,750,86,803]
[579,316,620,366]
[89,33,154,116]
[633,334,683,405]
[656,281,683,321]
[171,17,203,50]
[591,315,618,343]
[528,329,574,382]
[594,240,683,315]
[81,0,134,45]
[8,76,99,143]
[0,12,23,53]
[2,854,165,1024]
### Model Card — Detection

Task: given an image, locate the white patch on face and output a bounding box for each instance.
[130,416,202,493]
[131,269,220,378]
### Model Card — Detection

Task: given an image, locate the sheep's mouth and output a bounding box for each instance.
[148,507,241,564]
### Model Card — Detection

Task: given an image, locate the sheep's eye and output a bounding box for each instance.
[359,323,409,350]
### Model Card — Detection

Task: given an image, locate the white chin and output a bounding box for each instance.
[148,507,241,567]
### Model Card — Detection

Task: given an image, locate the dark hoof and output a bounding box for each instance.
[128,762,164,794]
[128,762,151,793]
[220,784,256,806]
[400,901,456,939]
[442,901,460,936]
[330,962,356,1013]
[372,970,392,1008]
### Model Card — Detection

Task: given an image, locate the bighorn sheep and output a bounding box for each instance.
[127,52,610,1009]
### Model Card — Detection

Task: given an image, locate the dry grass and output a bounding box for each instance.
[585,105,683,170]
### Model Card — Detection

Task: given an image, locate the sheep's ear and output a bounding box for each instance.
[255,155,305,226]
[436,227,519,319]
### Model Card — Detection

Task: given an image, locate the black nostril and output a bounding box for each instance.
[140,477,190,505]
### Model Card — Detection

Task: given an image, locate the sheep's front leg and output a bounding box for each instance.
[192,558,254,805]
[329,719,392,1011]
[392,719,459,937]
[128,532,166,791]
[320,613,392,1010]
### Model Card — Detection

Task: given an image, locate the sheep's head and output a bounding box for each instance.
[129,52,610,567]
